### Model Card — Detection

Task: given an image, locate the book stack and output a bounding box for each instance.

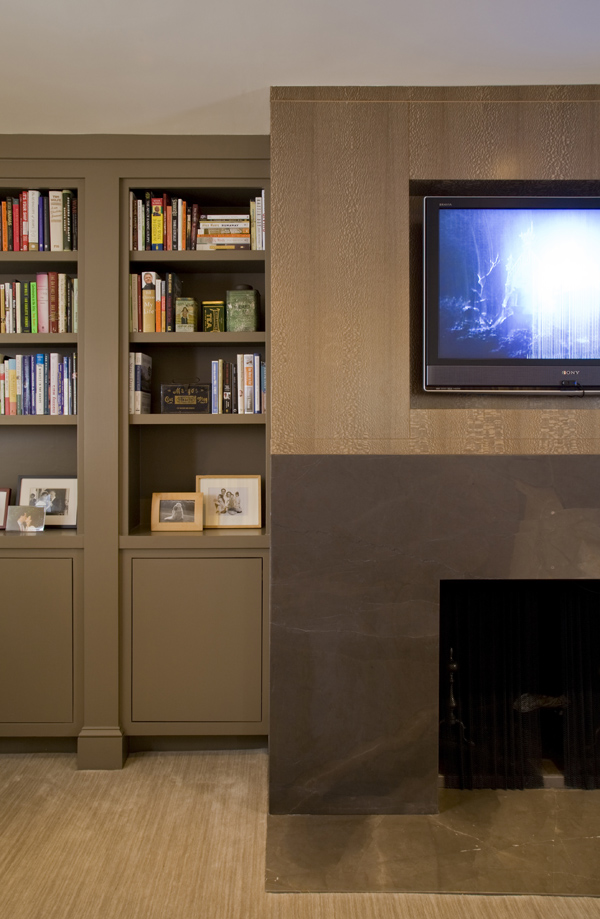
[211,354,266,414]
[0,190,77,252]
[129,191,264,251]
[0,274,78,334]
[128,352,152,414]
[0,352,77,415]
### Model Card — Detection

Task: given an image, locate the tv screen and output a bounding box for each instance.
[423,197,600,393]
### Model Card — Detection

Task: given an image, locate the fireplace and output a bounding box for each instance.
[439,579,600,791]
[270,454,600,815]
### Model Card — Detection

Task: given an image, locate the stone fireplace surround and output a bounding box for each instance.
[267,453,600,894]
[270,453,600,816]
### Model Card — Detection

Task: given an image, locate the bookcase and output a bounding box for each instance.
[119,176,270,738]
[0,139,270,766]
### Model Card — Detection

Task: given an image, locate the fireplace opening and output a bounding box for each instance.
[439,579,600,790]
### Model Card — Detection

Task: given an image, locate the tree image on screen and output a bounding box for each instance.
[438,209,600,360]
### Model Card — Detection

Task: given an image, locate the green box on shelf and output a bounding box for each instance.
[226,285,259,332]
[202,301,225,332]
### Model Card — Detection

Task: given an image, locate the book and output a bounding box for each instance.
[151,197,163,250]
[223,361,232,413]
[133,352,152,414]
[165,272,182,333]
[28,190,40,250]
[35,353,44,414]
[141,271,157,333]
[175,297,198,332]
[22,281,31,333]
[58,273,67,333]
[21,191,28,251]
[254,353,261,413]
[48,272,59,333]
[48,190,63,250]
[225,286,259,332]
[30,281,38,333]
[211,360,219,414]
[236,353,245,413]
[36,273,49,333]
[62,190,73,250]
[243,354,254,414]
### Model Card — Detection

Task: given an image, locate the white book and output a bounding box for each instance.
[243,354,254,414]
[236,353,245,413]
[129,190,134,250]
[48,190,63,251]
[28,190,40,251]
[254,196,263,251]
[72,278,78,333]
[36,273,49,333]
[58,273,67,333]
[15,282,22,334]
[253,353,261,413]
[16,354,22,414]
[50,352,59,414]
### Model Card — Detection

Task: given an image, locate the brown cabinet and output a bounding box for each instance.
[0,558,73,724]
[127,555,265,728]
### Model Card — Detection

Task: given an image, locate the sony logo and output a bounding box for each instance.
[562,370,580,375]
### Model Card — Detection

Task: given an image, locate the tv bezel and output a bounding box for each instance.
[423,195,600,395]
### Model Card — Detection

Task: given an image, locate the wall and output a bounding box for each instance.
[269,85,600,814]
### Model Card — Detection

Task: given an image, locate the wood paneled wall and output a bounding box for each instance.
[270,86,600,456]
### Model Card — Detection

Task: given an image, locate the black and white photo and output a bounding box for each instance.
[196,475,261,528]
[17,476,78,527]
[151,492,203,532]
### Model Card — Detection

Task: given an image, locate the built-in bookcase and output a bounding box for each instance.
[0,180,82,546]
[120,180,270,548]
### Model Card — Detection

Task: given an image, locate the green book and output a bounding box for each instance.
[30,281,38,333]
[225,286,259,332]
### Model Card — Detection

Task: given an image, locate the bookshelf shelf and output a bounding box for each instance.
[129,332,265,346]
[0,333,78,345]
[129,250,265,273]
[0,252,78,271]
[0,529,83,548]
[129,414,266,425]
[121,526,269,550]
[0,414,77,425]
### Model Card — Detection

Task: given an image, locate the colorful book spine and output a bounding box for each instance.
[211,360,219,414]
[48,190,63,251]
[151,197,163,250]
[35,353,44,414]
[36,273,49,333]
[30,281,38,333]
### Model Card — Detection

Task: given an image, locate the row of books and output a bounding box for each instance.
[0,352,78,415]
[129,272,260,334]
[0,274,78,334]
[212,354,266,415]
[128,352,266,415]
[0,190,77,252]
[129,191,265,251]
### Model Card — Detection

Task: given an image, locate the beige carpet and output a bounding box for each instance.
[0,750,598,919]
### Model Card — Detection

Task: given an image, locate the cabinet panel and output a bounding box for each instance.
[132,557,262,722]
[0,558,73,722]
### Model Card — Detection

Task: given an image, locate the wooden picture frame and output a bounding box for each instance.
[0,488,11,529]
[151,492,203,532]
[195,475,261,528]
[17,476,78,527]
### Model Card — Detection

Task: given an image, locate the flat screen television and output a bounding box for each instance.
[423,196,600,394]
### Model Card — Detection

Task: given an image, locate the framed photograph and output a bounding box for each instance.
[6,505,45,533]
[151,492,203,532]
[195,475,261,528]
[17,476,78,528]
[0,488,10,529]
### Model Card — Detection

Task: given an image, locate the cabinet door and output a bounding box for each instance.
[0,558,73,723]
[132,558,262,722]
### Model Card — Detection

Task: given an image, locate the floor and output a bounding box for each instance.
[0,750,599,919]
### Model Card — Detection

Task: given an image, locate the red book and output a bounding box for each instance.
[48,271,59,333]
[12,200,20,251]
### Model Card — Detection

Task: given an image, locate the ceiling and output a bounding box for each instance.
[1,0,599,135]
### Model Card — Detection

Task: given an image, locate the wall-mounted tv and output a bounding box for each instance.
[423,196,600,394]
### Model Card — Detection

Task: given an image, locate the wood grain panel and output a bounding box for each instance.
[410,101,600,180]
[271,100,410,455]
[271,86,600,103]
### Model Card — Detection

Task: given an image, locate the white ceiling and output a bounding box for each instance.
[1,0,600,135]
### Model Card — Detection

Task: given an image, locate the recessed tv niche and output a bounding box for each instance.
[423,196,600,394]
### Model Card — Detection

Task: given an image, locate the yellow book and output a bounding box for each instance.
[151,198,163,251]
[141,271,157,333]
